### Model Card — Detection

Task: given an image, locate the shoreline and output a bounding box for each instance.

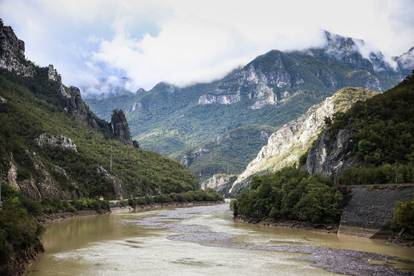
[234,216,414,247]
[37,201,225,225]
[234,217,339,234]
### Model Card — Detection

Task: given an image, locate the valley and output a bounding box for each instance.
[1,2,414,275]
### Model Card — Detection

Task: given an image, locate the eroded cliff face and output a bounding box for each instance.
[110,109,132,145]
[231,88,378,194]
[200,174,237,197]
[0,19,34,77]
[306,129,355,178]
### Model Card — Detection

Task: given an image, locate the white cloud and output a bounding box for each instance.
[1,0,413,93]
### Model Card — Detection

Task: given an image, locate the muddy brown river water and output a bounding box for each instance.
[28,203,414,276]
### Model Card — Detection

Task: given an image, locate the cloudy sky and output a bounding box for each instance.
[1,0,414,95]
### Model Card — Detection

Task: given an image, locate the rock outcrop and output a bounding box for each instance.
[96,165,123,200]
[8,151,69,200]
[306,129,355,178]
[7,158,19,191]
[0,19,34,77]
[35,133,78,152]
[198,93,241,105]
[0,19,117,138]
[110,109,132,144]
[231,88,378,193]
[200,174,237,196]
[47,64,61,82]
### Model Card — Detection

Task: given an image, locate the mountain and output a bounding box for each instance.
[228,87,378,194]
[306,71,414,184]
[87,31,413,181]
[231,75,414,241]
[0,19,196,200]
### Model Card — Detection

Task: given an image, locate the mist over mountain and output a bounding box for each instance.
[87,31,414,180]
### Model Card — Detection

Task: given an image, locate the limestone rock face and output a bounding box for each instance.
[200,174,237,196]
[110,109,132,144]
[231,88,378,194]
[35,133,78,152]
[198,93,241,105]
[396,47,414,74]
[7,159,20,191]
[180,147,210,167]
[0,19,34,77]
[306,129,355,178]
[47,64,61,82]
[96,165,123,200]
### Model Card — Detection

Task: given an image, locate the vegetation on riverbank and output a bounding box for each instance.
[127,189,223,208]
[0,184,223,275]
[392,199,414,239]
[231,167,343,224]
[0,183,116,275]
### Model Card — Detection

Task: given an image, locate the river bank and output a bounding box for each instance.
[234,216,414,248]
[234,217,338,234]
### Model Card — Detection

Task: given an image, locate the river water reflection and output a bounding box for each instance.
[29,204,414,276]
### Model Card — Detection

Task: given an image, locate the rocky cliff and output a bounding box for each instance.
[200,173,237,196]
[306,129,355,178]
[230,88,378,194]
[0,19,34,77]
[110,109,132,144]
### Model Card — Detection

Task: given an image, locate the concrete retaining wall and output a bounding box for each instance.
[339,184,414,238]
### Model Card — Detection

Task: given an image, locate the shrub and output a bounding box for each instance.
[392,199,414,234]
[234,167,343,224]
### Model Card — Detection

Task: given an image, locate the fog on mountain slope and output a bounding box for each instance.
[87,31,414,182]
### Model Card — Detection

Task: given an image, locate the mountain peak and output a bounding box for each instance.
[397,46,414,71]
[0,18,34,77]
[152,81,177,92]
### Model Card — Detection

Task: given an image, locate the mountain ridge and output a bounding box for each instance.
[87,30,414,181]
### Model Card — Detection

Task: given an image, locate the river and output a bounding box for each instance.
[28,203,414,276]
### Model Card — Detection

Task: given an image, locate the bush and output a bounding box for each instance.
[392,199,414,234]
[127,190,223,207]
[234,167,343,224]
[0,198,43,275]
[338,163,414,185]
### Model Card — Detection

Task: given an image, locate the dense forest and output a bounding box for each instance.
[330,72,414,185]
[231,167,343,224]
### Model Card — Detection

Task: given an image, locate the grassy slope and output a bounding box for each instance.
[0,74,197,199]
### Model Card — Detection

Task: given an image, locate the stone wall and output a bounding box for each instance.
[339,184,414,237]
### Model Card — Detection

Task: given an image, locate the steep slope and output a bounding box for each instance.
[232,74,414,241]
[87,31,412,180]
[306,71,414,184]
[0,20,196,200]
[229,88,378,194]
